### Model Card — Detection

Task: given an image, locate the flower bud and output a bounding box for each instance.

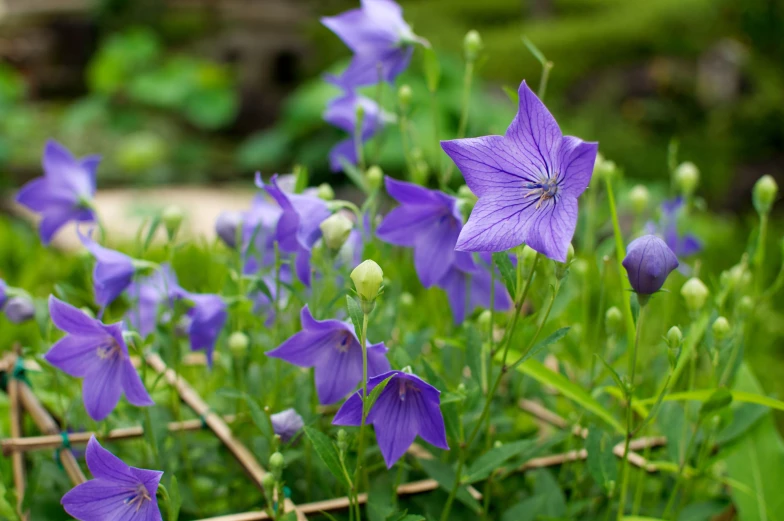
[622,235,678,295]
[681,277,709,311]
[712,316,730,340]
[737,296,753,317]
[477,309,492,333]
[463,30,482,61]
[228,331,249,357]
[629,185,650,214]
[571,258,588,277]
[337,429,348,454]
[317,183,335,201]
[215,211,242,249]
[666,326,683,349]
[270,408,304,443]
[161,205,184,239]
[261,473,276,494]
[493,440,503,449]
[753,174,778,215]
[593,153,617,183]
[399,292,414,308]
[366,166,383,191]
[269,452,284,481]
[351,260,383,312]
[605,306,623,336]
[4,296,35,324]
[668,345,681,369]
[674,162,700,197]
[398,84,413,112]
[320,213,354,251]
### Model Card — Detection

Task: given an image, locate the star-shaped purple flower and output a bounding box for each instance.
[333,370,449,468]
[437,252,512,324]
[61,436,162,521]
[377,177,464,287]
[16,140,99,245]
[322,0,416,87]
[267,305,391,405]
[257,173,331,287]
[45,296,154,421]
[441,80,598,262]
[182,292,227,368]
[78,230,135,308]
[126,264,181,337]
[646,197,702,260]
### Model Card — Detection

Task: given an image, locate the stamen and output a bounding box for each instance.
[523,173,559,209]
[96,339,123,360]
[123,484,152,512]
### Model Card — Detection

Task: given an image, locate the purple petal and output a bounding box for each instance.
[42,140,95,197]
[367,383,419,468]
[79,231,135,307]
[130,467,164,500]
[44,335,104,378]
[332,391,364,426]
[455,195,532,253]
[314,345,363,405]
[438,267,468,324]
[367,342,392,377]
[39,207,84,245]
[678,234,702,257]
[49,296,107,337]
[85,437,135,483]
[82,359,124,421]
[186,293,227,367]
[16,178,77,212]
[376,205,443,247]
[524,196,578,263]
[555,136,598,198]
[294,246,313,287]
[505,80,562,177]
[329,138,357,172]
[384,176,446,206]
[336,47,413,87]
[413,217,460,287]
[61,480,138,520]
[121,361,154,407]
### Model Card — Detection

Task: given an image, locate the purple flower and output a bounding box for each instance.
[126,264,181,337]
[215,211,243,248]
[267,305,391,405]
[61,436,162,521]
[622,234,679,295]
[242,195,283,275]
[324,86,391,172]
[182,292,227,368]
[4,296,36,324]
[271,408,305,443]
[0,279,7,310]
[441,81,598,262]
[321,0,416,87]
[437,252,512,324]
[646,197,702,259]
[257,173,331,286]
[78,230,135,308]
[45,296,154,421]
[333,370,449,468]
[16,140,99,245]
[377,177,464,287]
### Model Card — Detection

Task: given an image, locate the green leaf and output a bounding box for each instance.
[216,388,272,440]
[465,324,483,388]
[419,459,481,513]
[340,157,368,193]
[510,327,570,370]
[422,47,441,93]
[465,440,537,483]
[303,426,350,489]
[293,164,309,194]
[640,389,784,412]
[585,427,618,492]
[621,517,669,521]
[594,353,625,392]
[367,473,395,521]
[0,481,19,521]
[501,85,518,105]
[247,276,274,303]
[512,359,624,433]
[346,295,364,338]
[522,36,548,66]
[143,215,161,253]
[699,388,733,420]
[167,476,181,521]
[366,373,396,413]
[492,252,517,300]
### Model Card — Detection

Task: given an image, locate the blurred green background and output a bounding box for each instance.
[0,0,781,209]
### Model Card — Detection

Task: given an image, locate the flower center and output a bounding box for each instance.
[335,331,353,353]
[397,380,420,402]
[524,174,559,209]
[96,339,123,360]
[124,484,152,512]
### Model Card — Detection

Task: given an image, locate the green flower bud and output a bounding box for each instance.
[737,296,753,317]
[712,316,730,340]
[319,213,354,251]
[366,166,384,191]
[666,326,683,349]
[674,162,700,197]
[317,183,335,201]
[269,452,284,481]
[399,292,414,308]
[337,429,348,454]
[398,84,413,112]
[681,277,709,311]
[351,260,384,313]
[593,153,617,183]
[605,306,623,336]
[477,309,492,333]
[629,185,650,214]
[571,258,588,278]
[493,440,503,449]
[161,205,185,239]
[753,174,778,215]
[261,473,276,493]
[228,331,249,357]
[463,30,482,61]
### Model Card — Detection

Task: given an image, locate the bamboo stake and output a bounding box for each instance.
[8,362,29,521]
[144,353,307,521]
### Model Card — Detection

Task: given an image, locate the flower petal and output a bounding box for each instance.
[555,136,598,198]
[314,345,363,404]
[369,384,418,468]
[384,176,445,206]
[366,342,392,377]
[505,81,562,177]
[332,391,364,426]
[524,196,578,262]
[83,359,124,421]
[328,138,357,172]
[410,391,449,451]
[44,336,103,378]
[376,205,443,247]
[413,217,460,287]
[61,480,136,520]
[455,194,534,253]
[267,330,337,368]
[85,436,135,483]
[438,267,468,325]
[130,467,164,500]
[121,361,154,407]
[49,296,107,337]
[16,178,77,212]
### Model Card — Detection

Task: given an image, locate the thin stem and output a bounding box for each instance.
[352,312,370,521]
[508,280,560,369]
[754,212,769,295]
[537,61,553,100]
[399,114,415,180]
[443,59,475,183]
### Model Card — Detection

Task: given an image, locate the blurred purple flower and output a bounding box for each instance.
[324,86,391,172]
[646,197,702,260]
[622,234,679,295]
[16,140,99,245]
[441,81,598,262]
[45,296,153,421]
[0,279,7,310]
[126,264,181,337]
[78,230,135,308]
[271,408,305,443]
[321,0,416,87]
[437,252,512,324]
[267,305,390,405]
[182,292,227,368]
[241,194,283,275]
[377,177,464,287]
[215,211,243,248]
[4,296,36,324]
[257,173,331,286]
[333,370,449,468]
[61,436,162,521]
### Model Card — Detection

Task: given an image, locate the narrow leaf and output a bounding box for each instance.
[465,440,536,483]
[699,388,733,420]
[366,373,396,413]
[293,164,308,194]
[522,36,547,66]
[510,327,570,370]
[340,157,368,193]
[492,252,516,300]
[143,215,161,253]
[422,47,441,93]
[303,426,350,489]
[167,476,181,521]
[346,295,364,338]
[641,389,784,412]
[594,353,625,392]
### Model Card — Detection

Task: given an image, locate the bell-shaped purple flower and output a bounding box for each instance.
[322,0,416,87]
[79,230,135,308]
[377,177,464,287]
[61,436,162,521]
[267,305,391,405]
[4,296,36,324]
[215,211,243,248]
[437,252,512,324]
[182,292,227,368]
[45,296,154,421]
[257,173,331,286]
[271,408,305,443]
[242,194,283,275]
[126,264,181,337]
[0,279,7,310]
[441,81,598,262]
[622,234,679,295]
[16,140,99,245]
[333,370,449,468]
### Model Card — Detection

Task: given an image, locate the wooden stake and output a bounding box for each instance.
[8,360,29,521]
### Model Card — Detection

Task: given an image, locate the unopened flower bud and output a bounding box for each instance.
[681,277,709,311]
[270,408,304,443]
[400,292,414,308]
[753,174,778,215]
[351,260,383,312]
[605,307,623,336]
[398,84,413,111]
[366,166,383,191]
[262,473,276,493]
[712,316,730,340]
[4,297,35,324]
[571,259,588,277]
[593,154,617,183]
[320,213,354,251]
[215,211,242,248]
[477,309,492,333]
[629,185,650,214]
[456,382,466,394]
[737,296,753,317]
[337,429,348,454]
[269,452,284,481]
[622,235,678,295]
[161,205,184,239]
[228,331,249,357]
[463,30,482,61]
[317,183,335,201]
[667,326,682,350]
[493,440,502,449]
[674,162,700,197]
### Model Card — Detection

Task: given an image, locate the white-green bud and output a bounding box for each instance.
[398,84,413,112]
[593,153,617,183]
[261,473,276,493]
[605,306,623,336]
[317,183,335,201]
[463,30,482,61]
[753,174,778,215]
[161,205,184,239]
[737,295,753,317]
[667,326,683,349]
[400,292,414,308]
[629,185,650,214]
[681,277,709,311]
[712,316,730,340]
[228,331,249,357]
[351,260,384,312]
[366,166,383,191]
[477,309,492,333]
[674,162,700,197]
[320,213,354,251]
[269,452,284,481]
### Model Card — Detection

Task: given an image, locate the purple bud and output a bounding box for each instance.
[270,408,305,443]
[4,296,36,323]
[622,234,679,295]
[215,211,242,248]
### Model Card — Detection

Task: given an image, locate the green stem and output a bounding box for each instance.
[352,313,370,521]
[754,212,769,295]
[399,114,415,180]
[537,61,553,100]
